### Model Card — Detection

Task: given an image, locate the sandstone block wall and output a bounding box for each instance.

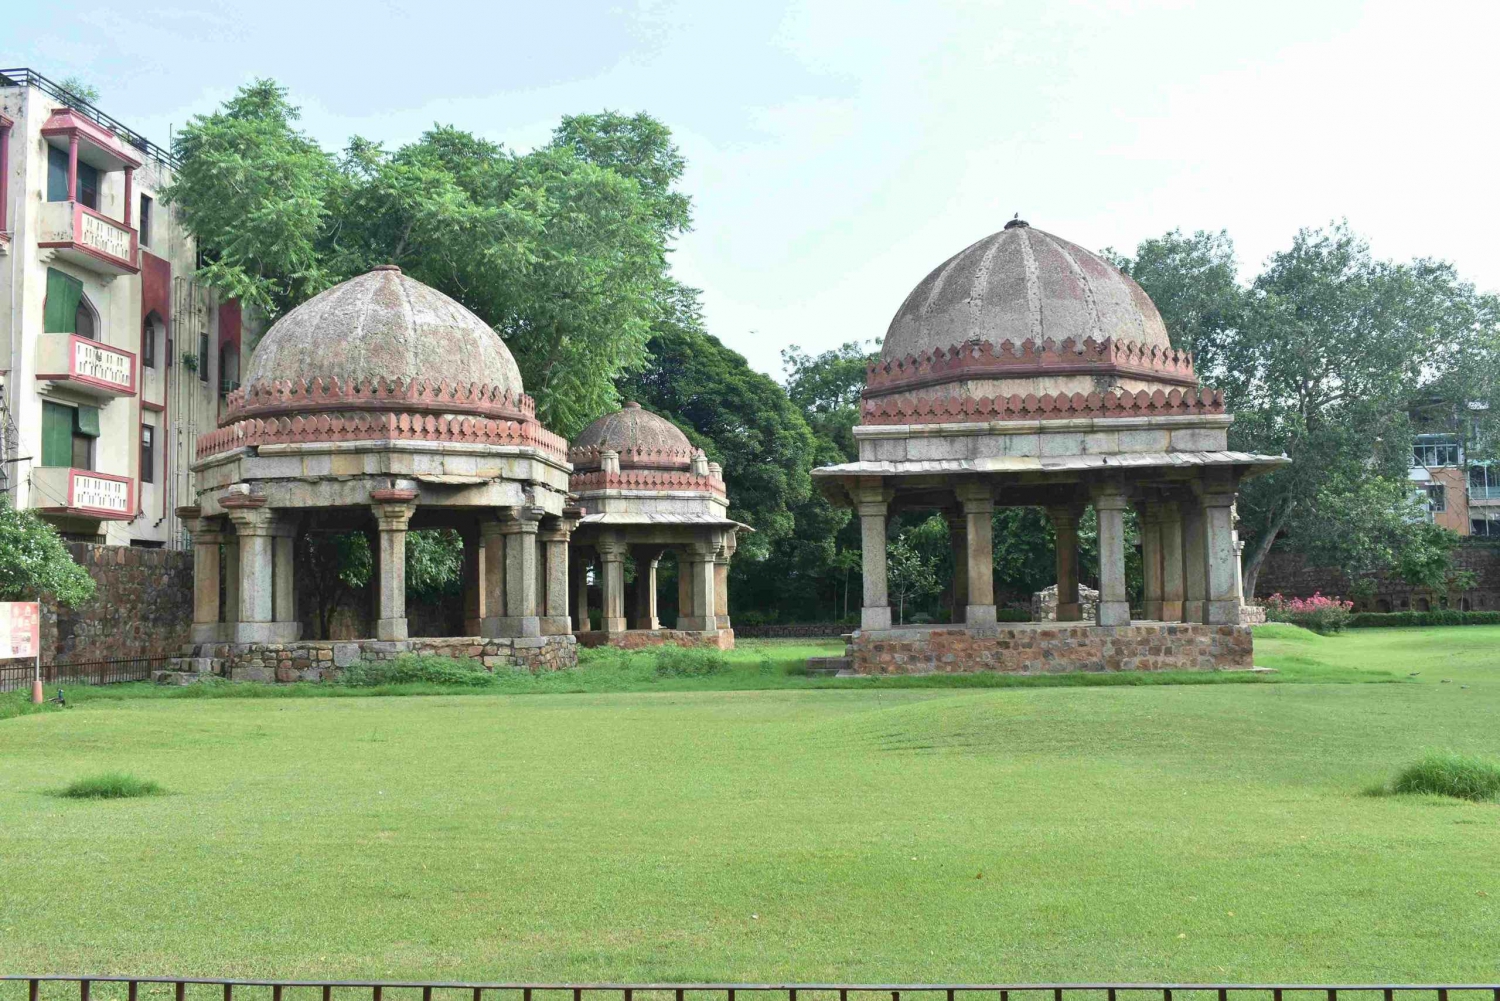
[44,543,193,663]
[577,628,734,651]
[1257,540,1500,612]
[173,635,577,683]
[848,623,1253,675]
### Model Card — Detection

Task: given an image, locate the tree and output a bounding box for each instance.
[782,340,876,458]
[166,82,692,437]
[57,76,100,108]
[0,501,95,607]
[1108,229,1241,375]
[887,531,940,625]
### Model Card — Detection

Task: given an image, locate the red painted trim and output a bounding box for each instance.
[64,468,134,520]
[139,250,173,526]
[371,488,419,503]
[34,333,137,395]
[40,108,144,170]
[68,135,78,202]
[0,122,10,235]
[141,399,165,412]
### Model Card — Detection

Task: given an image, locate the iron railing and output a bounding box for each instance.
[0,67,179,167]
[3,982,1500,1001]
[0,655,168,693]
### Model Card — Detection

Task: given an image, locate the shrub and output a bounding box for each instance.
[1349,610,1500,628]
[1388,752,1500,802]
[339,654,496,688]
[0,499,96,606]
[1262,592,1353,633]
[58,773,163,799]
[653,644,728,677]
[996,608,1033,622]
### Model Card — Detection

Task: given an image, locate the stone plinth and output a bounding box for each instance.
[167,634,577,683]
[576,628,734,651]
[847,622,1252,675]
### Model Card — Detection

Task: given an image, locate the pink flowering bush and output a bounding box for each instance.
[1263,591,1355,633]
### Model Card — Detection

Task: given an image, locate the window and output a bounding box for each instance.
[1471,464,1499,500]
[1412,439,1460,467]
[1426,484,1446,513]
[139,193,152,246]
[140,425,155,483]
[45,146,99,208]
[40,402,98,469]
[198,331,209,383]
[75,298,96,340]
[142,313,161,369]
[1474,514,1500,537]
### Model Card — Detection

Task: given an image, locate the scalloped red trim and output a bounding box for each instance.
[567,444,696,470]
[860,387,1226,425]
[864,336,1198,396]
[197,412,569,461]
[223,377,537,423]
[570,469,726,497]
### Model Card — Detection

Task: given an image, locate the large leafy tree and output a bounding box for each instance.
[1118,223,1500,597]
[166,84,690,437]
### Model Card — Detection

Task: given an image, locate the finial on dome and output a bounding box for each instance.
[372,264,402,272]
[624,401,642,409]
[1004,214,1029,230]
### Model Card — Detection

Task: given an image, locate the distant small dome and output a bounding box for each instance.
[571,403,695,470]
[244,266,524,397]
[882,223,1171,361]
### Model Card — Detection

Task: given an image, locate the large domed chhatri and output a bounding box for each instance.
[813,216,1288,678]
[182,266,576,674]
[865,219,1200,409]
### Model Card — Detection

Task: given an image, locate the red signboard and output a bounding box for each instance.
[0,602,41,659]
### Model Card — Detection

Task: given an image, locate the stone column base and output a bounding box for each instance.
[493,616,542,638]
[541,615,573,636]
[376,617,409,641]
[1144,600,1164,620]
[1161,600,1184,621]
[861,606,892,630]
[1055,603,1082,622]
[600,616,628,633]
[1206,599,1242,625]
[1183,600,1205,624]
[231,621,279,643]
[1097,601,1131,626]
[676,616,716,631]
[192,622,222,643]
[965,604,997,625]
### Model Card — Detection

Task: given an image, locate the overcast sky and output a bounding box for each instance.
[9,0,1498,377]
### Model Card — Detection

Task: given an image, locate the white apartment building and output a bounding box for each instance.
[1,68,243,547]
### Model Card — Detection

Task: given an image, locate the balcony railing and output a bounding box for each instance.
[1470,484,1500,502]
[37,201,138,275]
[35,333,136,398]
[0,67,177,166]
[30,467,134,520]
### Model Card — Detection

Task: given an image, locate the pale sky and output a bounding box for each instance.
[9,0,1499,377]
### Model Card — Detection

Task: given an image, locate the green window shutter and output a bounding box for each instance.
[44,269,83,333]
[74,405,101,438]
[41,402,74,466]
[47,147,69,202]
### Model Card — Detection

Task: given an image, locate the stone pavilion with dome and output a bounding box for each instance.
[567,402,748,649]
[176,265,578,678]
[812,220,1288,674]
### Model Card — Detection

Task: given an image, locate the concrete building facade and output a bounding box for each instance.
[0,68,235,547]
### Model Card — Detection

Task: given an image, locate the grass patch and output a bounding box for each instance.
[339,654,499,688]
[54,772,164,799]
[1383,751,1500,802]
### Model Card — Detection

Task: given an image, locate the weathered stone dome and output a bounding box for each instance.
[570,402,695,471]
[882,220,1171,361]
[863,220,1197,405]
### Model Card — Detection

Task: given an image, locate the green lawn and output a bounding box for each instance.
[1,626,1498,983]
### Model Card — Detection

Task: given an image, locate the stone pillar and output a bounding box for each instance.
[598,535,628,634]
[226,502,275,643]
[1139,503,1164,620]
[461,526,484,635]
[1181,495,1208,624]
[856,483,892,631]
[714,533,735,630]
[1203,477,1242,625]
[946,513,968,624]
[499,510,542,637]
[222,532,240,634]
[371,489,418,641]
[1048,505,1083,621]
[180,508,223,644]
[679,539,718,632]
[1160,501,1185,622]
[480,519,506,637]
[571,550,591,632]
[631,546,662,631]
[676,550,692,627]
[1093,486,1131,626]
[271,517,300,641]
[540,521,572,636]
[956,484,995,625]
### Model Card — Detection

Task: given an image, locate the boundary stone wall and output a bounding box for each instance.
[45,544,193,663]
[847,623,1253,675]
[1257,540,1500,612]
[166,635,576,683]
[577,628,734,651]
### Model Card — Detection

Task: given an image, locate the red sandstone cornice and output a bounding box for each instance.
[569,469,727,497]
[371,488,419,503]
[197,412,570,461]
[859,387,1227,425]
[864,337,1198,397]
[566,444,696,471]
[222,376,538,425]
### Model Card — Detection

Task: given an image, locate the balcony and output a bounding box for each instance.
[31,467,133,521]
[1470,484,1500,504]
[35,333,136,398]
[37,201,138,275]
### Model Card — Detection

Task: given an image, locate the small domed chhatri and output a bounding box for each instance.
[813,217,1289,676]
[179,266,578,677]
[566,402,749,650]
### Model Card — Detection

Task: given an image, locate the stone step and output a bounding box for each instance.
[805,656,850,677]
[153,657,224,685]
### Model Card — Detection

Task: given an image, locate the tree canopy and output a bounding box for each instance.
[0,501,95,607]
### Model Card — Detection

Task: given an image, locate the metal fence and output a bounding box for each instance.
[3,982,1500,1001]
[0,656,168,693]
[0,67,179,167]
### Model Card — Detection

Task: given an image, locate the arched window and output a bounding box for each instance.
[75,294,98,340]
[142,311,164,369]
